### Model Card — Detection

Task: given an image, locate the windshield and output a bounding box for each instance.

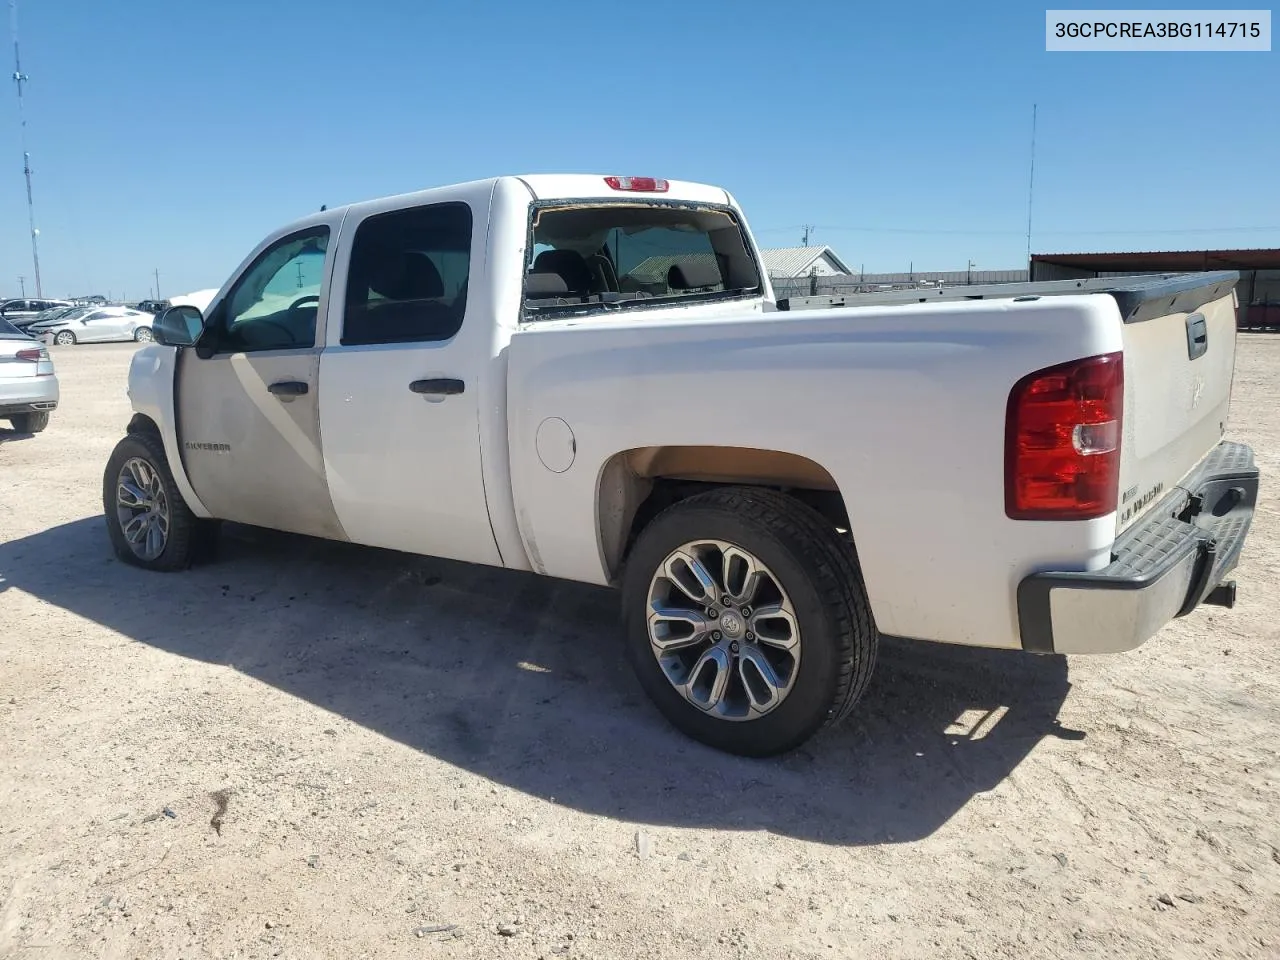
[36,307,91,325]
[32,306,77,323]
[523,202,761,318]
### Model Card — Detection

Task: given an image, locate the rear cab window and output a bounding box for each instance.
[521,201,761,320]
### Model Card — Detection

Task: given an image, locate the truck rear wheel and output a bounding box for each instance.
[103,432,215,571]
[621,487,877,757]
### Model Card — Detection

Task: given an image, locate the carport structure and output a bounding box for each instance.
[1030,249,1280,331]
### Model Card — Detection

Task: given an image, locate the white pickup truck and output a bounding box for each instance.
[105,173,1260,756]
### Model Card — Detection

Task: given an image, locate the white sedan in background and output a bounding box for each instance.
[0,315,58,432]
[30,306,156,345]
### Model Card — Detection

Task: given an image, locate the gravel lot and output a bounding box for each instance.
[2,337,1278,960]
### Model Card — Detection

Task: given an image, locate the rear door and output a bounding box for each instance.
[1116,278,1239,531]
[110,310,145,340]
[317,192,502,566]
[175,224,348,539]
[85,310,127,341]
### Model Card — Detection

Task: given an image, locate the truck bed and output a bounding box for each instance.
[776,270,1240,320]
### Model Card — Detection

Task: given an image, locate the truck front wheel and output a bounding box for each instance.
[103,432,214,571]
[621,486,878,757]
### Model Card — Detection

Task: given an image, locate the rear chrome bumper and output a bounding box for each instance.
[1018,441,1259,655]
[0,375,59,415]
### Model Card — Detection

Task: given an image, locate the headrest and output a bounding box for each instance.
[525,273,570,297]
[667,259,722,290]
[368,251,444,301]
[532,249,593,293]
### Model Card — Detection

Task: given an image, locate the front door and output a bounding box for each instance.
[176,224,347,540]
[317,197,501,566]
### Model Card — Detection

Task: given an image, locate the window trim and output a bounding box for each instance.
[202,224,331,356]
[337,200,474,348]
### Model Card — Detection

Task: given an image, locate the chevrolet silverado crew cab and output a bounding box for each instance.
[103,174,1260,756]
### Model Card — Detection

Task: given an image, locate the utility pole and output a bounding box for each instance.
[153,268,160,300]
[801,225,814,247]
[10,0,42,298]
[1026,103,1038,269]
[17,274,24,295]
[967,259,976,285]
[295,262,304,288]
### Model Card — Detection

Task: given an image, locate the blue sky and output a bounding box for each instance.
[0,0,1275,297]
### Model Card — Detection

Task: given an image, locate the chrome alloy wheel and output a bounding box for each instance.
[646,540,801,720]
[115,457,170,561]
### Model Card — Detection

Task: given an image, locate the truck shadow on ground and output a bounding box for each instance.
[0,516,1083,847]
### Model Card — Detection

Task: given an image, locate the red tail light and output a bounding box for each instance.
[1005,351,1123,520]
[604,176,669,193]
[15,348,43,361]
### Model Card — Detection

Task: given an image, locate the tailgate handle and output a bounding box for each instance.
[1185,312,1208,361]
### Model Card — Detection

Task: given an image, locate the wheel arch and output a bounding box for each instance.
[127,412,163,440]
[596,445,853,582]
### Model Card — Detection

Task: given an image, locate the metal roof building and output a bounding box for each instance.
[758,246,854,278]
[629,246,857,288]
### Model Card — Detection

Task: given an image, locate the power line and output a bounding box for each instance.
[9,0,42,298]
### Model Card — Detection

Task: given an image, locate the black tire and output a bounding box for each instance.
[620,486,878,757]
[103,431,217,571]
[133,327,153,342]
[53,330,76,346]
[10,410,50,433]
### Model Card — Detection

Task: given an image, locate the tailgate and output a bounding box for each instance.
[1115,274,1239,532]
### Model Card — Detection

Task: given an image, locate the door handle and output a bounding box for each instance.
[409,378,465,395]
[268,380,309,396]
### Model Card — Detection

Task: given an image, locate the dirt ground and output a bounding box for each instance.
[1,337,1278,960]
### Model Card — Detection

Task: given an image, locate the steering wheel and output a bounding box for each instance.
[288,295,320,321]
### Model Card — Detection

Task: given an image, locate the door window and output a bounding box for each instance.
[210,227,330,353]
[341,202,472,346]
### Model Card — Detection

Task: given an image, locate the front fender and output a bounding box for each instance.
[126,345,212,518]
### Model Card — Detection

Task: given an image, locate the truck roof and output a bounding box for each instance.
[283,175,735,236]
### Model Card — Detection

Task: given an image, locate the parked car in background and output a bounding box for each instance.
[0,314,58,432]
[11,303,82,333]
[133,299,170,315]
[0,298,73,323]
[29,305,155,345]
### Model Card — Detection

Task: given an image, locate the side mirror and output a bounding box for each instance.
[154,305,205,347]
